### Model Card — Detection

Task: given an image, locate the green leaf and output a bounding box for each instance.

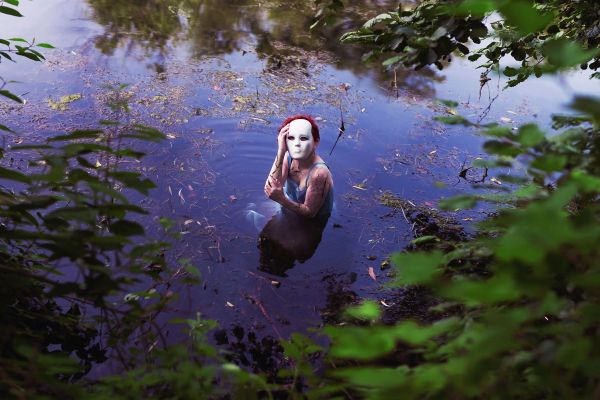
[5,0,19,6]
[410,235,439,245]
[325,326,397,360]
[36,43,55,49]
[390,251,444,285]
[543,40,600,69]
[530,154,567,172]
[453,0,494,16]
[16,51,41,62]
[345,300,381,321]
[516,124,545,147]
[569,96,600,125]
[439,195,478,210]
[0,89,23,103]
[436,99,458,107]
[0,166,30,183]
[364,12,394,29]
[8,37,27,42]
[483,140,522,157]
[333,366,409,390]
[498,0,553,35]
[46,207,97,223]
[108,171,155,195]
[0,51,13,61]
[394,318,458,345]
[109,220,145,236]
[87,181,128,203]
[0,123,14,132]
[48,129,103,142]
[0,5,22,16]
[434,115,472,126]
[503,66,520,77]
[482,125,512,138]
[382,55,402,66]
[441,273,523,306]
[571,170,600,193]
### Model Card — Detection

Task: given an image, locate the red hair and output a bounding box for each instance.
[279,115,320,143]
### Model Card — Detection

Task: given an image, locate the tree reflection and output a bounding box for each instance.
[84,0,442,95]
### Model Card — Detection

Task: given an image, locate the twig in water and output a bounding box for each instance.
[400,206,410,225]
[329,102,345,156]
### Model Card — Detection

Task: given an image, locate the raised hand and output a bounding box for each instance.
[277,123,289,155]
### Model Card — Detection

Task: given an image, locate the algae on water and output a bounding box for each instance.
[47,93,82,111]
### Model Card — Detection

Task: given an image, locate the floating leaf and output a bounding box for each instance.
[368,267,377,281]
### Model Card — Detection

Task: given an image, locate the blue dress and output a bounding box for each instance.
[284,156,334,218]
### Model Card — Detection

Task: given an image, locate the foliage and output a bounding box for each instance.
[318,98,600,398]
[319,0,600,86]
[0,4,268,398]
[295,1,600,399]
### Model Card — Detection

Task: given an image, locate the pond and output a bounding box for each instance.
[1,0,599,374]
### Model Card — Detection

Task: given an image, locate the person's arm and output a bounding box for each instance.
[265,124,289,187]
[266,167,331,218]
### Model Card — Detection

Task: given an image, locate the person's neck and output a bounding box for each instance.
[294,152,317,169]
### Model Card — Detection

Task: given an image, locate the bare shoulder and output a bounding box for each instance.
[310,164,332,186]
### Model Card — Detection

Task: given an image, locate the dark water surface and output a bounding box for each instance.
[2,0,599,373]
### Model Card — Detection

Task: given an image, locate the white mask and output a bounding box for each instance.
[287,119,315,160]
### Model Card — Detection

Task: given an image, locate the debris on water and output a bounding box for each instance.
[352,178,368,191]
[500,116,512,123]
[270,280,281,288]
[226,301,235,308]
[366,255,377,260]
[380,259,391,270]
[368,267,377,281]
[333,223,342,228]
[378,192,464,243]
[47,93,82,111]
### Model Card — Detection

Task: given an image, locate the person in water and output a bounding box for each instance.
[264,115,333,218]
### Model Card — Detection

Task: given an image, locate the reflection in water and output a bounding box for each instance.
[84,0,442,96]
[87,0,189,56]
[258,209,328,276]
